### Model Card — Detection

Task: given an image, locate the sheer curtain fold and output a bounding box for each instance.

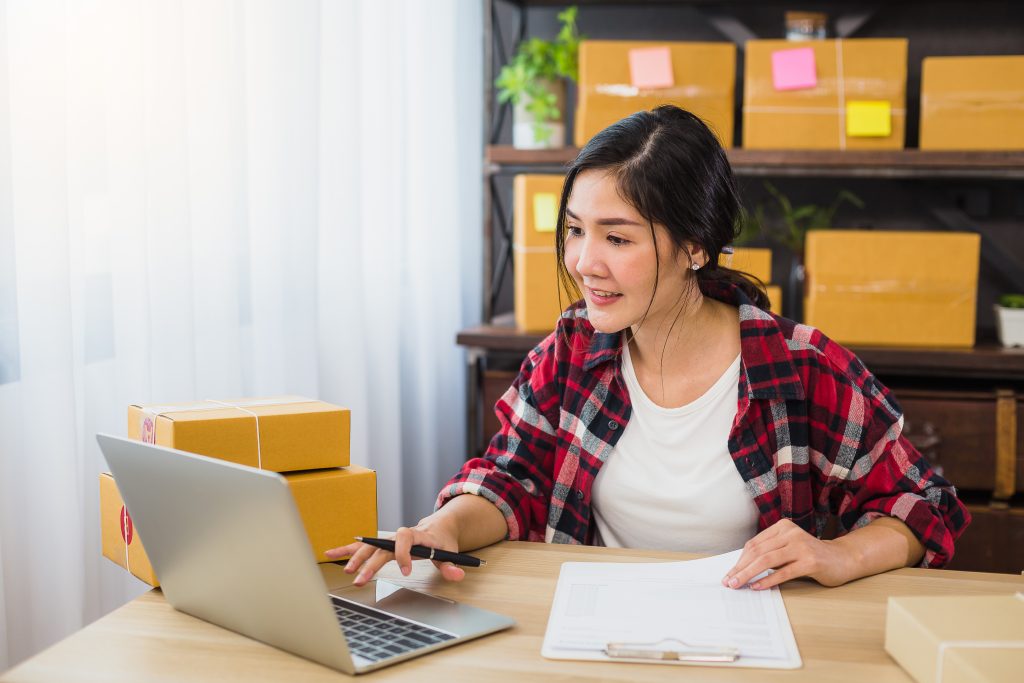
[0,0,482,669]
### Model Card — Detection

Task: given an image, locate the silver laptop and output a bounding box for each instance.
[97,433,515,675]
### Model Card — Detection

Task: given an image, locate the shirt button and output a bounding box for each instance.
[608,420,619,431]
[576,489,584,500]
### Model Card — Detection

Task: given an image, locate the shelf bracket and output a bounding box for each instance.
[698,9,759,50]
[488,174,514,314]
[917,185,1024,294]
[489,0,527,145]
[834,7,879,38]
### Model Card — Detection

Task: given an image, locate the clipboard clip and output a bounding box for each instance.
[604,638,740,662]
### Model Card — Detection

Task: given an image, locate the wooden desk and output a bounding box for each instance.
[4,542,1023,682]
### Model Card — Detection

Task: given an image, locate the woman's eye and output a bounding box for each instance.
[608,235,629,246]
[567,226,583,237]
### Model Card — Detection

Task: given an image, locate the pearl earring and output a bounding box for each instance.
[691,263,700,271]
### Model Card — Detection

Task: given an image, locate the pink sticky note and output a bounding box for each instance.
[771,47,817,91]
[628,46,675,90]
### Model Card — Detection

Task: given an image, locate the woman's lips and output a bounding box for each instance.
[586,286,622,307]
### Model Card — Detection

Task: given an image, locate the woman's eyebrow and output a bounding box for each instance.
[565,207,643,226]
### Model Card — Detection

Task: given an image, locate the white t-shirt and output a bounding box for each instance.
[591,342,759,553]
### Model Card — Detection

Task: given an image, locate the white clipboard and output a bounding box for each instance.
[540,549,802,669]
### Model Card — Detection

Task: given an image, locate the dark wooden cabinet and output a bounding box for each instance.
[897,388,1024,496]
[948,504,1024,574]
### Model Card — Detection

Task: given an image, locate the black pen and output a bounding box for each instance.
[354,536,487,568]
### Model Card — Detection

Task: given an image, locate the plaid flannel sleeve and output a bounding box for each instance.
[816,349,970,568]
[435,335,560,542]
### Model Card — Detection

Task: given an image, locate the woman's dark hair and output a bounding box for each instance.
[554,105,770,320]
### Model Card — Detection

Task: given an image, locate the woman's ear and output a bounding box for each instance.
[680,242,704,270]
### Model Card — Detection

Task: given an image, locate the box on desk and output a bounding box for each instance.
[127,396,350,472]
[575,40,735,148]
[920,55,1024,150]
[287,465,378,561]
[513,174,567,333]
[885,594,1024,683]
[743,38,907,149]
[803,230,979,348]
[100,465,377,580]
[100,472,160,586]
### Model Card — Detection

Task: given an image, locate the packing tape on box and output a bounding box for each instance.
[513,244,557,255]
[744,39,906,150]
[585,83,728,99]
[121,504,132,576]
[138,396,312,470]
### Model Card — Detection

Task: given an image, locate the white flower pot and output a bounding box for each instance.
[994,304,1024,347]
[512,79,566,150]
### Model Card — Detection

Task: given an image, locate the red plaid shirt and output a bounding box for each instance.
[438,282,970,567]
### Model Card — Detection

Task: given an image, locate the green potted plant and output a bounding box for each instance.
[737,181,864,320]
[495,6,581,150]
[994,294,1024,347]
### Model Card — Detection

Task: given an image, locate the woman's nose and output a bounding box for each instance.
[573,236,605,278]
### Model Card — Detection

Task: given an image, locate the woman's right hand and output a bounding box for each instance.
[324,515,464,587]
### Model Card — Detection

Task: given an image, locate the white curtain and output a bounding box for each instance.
[0,0,482,669]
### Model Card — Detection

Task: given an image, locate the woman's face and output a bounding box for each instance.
[563,169,695,335]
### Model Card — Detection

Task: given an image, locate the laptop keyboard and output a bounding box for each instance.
[331,597,457,663]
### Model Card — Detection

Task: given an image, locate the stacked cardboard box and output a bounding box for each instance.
[803,231,980,348]
[920,55,1024,150]
[743,38,908,150]
[101,397,377,586]
[576,40,736,148]
[720,247,782,315]
[513,174,568,333]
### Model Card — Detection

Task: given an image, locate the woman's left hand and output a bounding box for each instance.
[722,519,855,590]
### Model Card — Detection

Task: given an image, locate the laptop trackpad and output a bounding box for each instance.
[331,580,476,637]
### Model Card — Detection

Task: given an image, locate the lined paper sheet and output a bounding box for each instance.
[541,549,802,669]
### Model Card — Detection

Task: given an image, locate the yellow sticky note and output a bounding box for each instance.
[532,193,558,232]
[846,101,892,137]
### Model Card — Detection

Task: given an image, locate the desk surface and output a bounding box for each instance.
[4,542,1024,682]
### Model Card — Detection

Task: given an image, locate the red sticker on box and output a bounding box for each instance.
[120,506,134,545]
[141,417,155,444]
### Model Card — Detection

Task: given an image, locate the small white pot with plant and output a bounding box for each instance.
[495,7,581,150]
[994,294,1024,347]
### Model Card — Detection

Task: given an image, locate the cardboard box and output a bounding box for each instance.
[100,472,159,586]
[100,466,376,579]
[743,39,908,150]
[885,594,1024,683]
[128,396,350,472]
[765,284,782,315]
[513,174,568,333]
[721,248,781,314]
[804,230,979,348]
[920,55,1024,150]
[285,465,378,562]
[722,247,772,283]
[575,40,736,148]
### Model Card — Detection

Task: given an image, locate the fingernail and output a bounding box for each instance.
[355,572,367,584]
[751,582,761,590]
[401,565,410,576]
[728,577,739,588]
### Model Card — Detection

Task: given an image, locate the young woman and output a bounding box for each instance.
[328,105,969,590]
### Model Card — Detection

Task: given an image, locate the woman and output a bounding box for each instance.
[328,105,969,591]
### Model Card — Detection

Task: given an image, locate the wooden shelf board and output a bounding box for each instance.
[457,320,1024,380]
[486,146,1024,178]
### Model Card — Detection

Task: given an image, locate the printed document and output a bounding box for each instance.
[541,549,802,669]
